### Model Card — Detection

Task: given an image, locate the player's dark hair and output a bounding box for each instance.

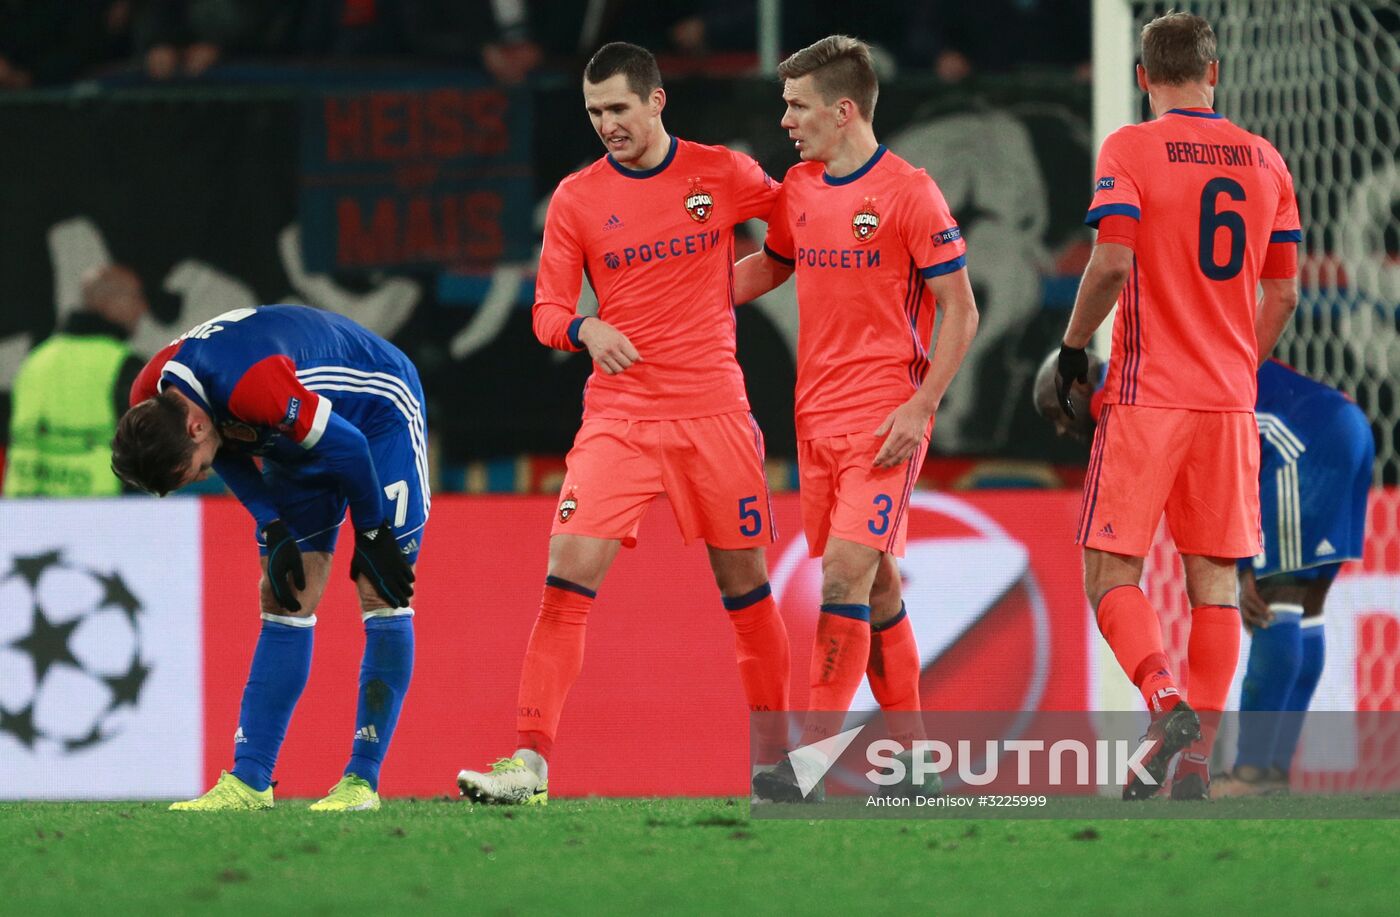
[110,389,195,497]
[1140,12,1217,85]
[584,42,662,100]
[777,35,879,121]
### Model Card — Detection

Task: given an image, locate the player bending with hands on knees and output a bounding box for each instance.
[1053,12,1300,801]
[455,42,792,806]
[112,305,424,812]
[1224,361,1372,797]
[730,35,979,803]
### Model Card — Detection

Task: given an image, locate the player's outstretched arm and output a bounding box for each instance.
[872,267,979,468]
[1255,277,1300,365]
[733,250,794,305]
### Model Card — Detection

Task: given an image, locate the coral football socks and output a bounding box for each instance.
[803,603,872,743]
[1096,586,1181,713]
[516,577,595,761]
[1185,603,1242,759]
[724,583,791,763]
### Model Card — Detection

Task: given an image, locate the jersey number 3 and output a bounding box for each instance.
[1198,177,1247,281]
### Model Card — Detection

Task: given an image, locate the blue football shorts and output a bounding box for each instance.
[256,371,430,564]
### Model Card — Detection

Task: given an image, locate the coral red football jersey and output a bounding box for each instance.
[1086,109,1301,412]
[533,136,780,420]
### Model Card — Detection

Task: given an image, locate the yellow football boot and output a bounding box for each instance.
[169,771,273,811]
[309,774,381,812]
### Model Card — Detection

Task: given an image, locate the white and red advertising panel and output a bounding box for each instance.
[4,491,1399,798]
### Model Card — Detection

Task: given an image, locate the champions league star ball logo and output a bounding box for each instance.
[852,197,880,242]
[0,550,152,754]
[684,179,714,223]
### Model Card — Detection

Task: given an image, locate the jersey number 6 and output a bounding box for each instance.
[1198,177,1247,281]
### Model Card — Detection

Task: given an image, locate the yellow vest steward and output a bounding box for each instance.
[5,333,129,496]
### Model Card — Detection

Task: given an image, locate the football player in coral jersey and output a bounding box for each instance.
[1055,12,1301,800]
[733,35,979,803]
[456,42,791,805]
[1036,352,1373,801]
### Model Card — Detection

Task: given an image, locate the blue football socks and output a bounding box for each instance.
[345,612,415,791]
[1272,617,1326,774]
[232,618,315,792]
[1235,604,1302,771]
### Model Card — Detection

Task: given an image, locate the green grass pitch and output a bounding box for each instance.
[4,797,1397,914]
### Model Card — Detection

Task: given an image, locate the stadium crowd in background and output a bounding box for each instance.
[0,0,1090,89]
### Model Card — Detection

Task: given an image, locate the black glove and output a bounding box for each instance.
[1056,343,1090,419]
[351,522,415,608]
[261,520,306,613]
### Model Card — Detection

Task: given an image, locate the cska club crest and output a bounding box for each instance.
[558,488,579,523]
[684,179,714,223]
[852,197,880,242]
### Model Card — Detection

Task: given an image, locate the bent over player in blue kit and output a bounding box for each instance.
[1216,359,1374,796]
[112,306,426,811]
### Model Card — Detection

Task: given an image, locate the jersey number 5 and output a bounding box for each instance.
[1198,177,1247,281]
[739,496,763,537]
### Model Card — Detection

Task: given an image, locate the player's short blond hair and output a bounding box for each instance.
[1140,12,1217,85]
[777,35,878,121]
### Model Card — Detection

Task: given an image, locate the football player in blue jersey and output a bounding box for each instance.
[1035,351,1374,800]
[113,305,425,812]
[1218,358,1374,797]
